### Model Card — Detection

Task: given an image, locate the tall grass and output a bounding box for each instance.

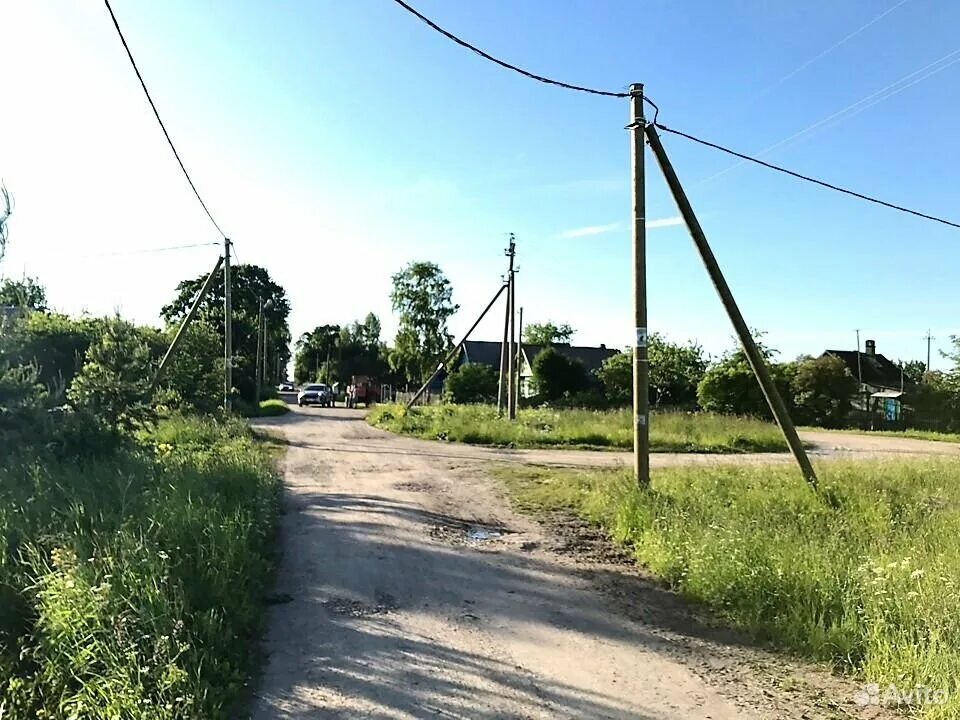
[368,404,787,453]
[0,415,280,719]
[499,460,960,718]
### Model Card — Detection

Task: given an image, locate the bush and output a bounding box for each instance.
[0,312,97,393]
[531,347,588,401]
[445,362,498,404]
[697,350,793,418]
[256,399,290,417]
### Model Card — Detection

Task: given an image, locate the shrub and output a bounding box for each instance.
[445,362,498,404]
[697,350,793,418]
[791,355,857,428]
[531,347,588,401]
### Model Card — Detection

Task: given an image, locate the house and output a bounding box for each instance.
[822,339,906,426]
[460,340,619,397]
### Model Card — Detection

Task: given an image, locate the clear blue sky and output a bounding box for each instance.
[2,0,958,369]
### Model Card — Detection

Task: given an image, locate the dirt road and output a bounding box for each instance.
[248,408,901,719]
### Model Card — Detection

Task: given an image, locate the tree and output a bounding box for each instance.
[790,355,857,427]
[0,276,47,312]
[293,324,341,384]
[389,262,458,384]
[0,312,98,393]
[597,351,632,405]
[161,264,291,403]
[0,184,11,263]
[649,334,706,407]
[523,321,574,346]
[697,343,791,417]
[445,362,499,404]
[899,359,926,384]
[531,346,588,401]
[155,323,223,414]
[68,317,156,431]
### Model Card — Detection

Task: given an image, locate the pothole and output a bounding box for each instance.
[394,480,432,493]
[429,520,515,545]
[322,591,399,617]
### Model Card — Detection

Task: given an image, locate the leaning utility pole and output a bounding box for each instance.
[645,122,818,488]
[406,283,509,408]
[150,255,224,393]
[629,84,650,486]
[223,237,232,412]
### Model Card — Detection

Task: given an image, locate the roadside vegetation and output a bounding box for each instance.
[498,461,960,719]
[368,404,787,453]
[0,202,282,718]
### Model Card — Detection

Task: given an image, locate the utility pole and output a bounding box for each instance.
[645,122,818,488]
[629,84,650,486]
[223,238,232,412]
[256,297,264,404]
[925,329,934,372]
[501,235,517,418]
[515,306,524,407]
[497,286,510,415]
[508,243,518,420]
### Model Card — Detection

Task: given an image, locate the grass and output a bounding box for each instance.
[810,426,960,445]
[256,398,291,417]
[367,404,788,453]
[497,460,960,718]
[0,415,281,719]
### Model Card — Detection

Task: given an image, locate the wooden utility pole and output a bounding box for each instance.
[497,285,510,415]
[502,235,517,419]
[926,329,934,372]
[508,245,517,420]
[151,255,223,393]
[256,297,264,404]
[629,84,650,486]
[223,238,233,412]
[645,123,818,488]
[406,283,509,408]
[515,306,524,407]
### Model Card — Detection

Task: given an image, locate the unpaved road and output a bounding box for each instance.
[247,408,913,719]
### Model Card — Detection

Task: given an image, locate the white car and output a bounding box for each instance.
[297,383,332,407]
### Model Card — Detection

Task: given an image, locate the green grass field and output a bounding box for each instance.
[497,460,960,718]
[0,415,281,719]
[368,404,788,453]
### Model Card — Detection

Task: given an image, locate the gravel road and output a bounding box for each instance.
[246,408,920,718]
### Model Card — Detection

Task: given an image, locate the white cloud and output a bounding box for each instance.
[646,216,684,229]
[559,223,620,239]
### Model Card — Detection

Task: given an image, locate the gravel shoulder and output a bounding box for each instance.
[248,407,902,719]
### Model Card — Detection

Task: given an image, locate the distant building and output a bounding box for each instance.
[822,339,906,427]
[460,340,619,397]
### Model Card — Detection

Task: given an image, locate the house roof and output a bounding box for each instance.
[460,340,620,375]
[823,350,903,390]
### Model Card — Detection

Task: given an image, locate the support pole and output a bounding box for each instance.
[645,122,818,487]
[629,84,650,486]
[150,255,223,393]
[406,283,508,409]
[223,238,233,412]
[505,235,517,419]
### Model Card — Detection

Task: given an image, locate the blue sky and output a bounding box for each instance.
[2,0,958,369]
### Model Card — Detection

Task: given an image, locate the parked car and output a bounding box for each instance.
[298,383,332,407]
[277,382,296,392]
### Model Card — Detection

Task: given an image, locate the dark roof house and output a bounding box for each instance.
[823,339,903,391]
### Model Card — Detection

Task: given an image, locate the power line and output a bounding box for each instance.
[103,0,226,238]
[698,47,960,187]
[388,0,631,99]
[67,242,220,259]
[654,122,960,230]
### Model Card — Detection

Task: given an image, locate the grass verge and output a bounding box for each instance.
[810,427,960,445]
[0,415,281,719]
[497,460,960,718]
[256,398,291,417]
[368,404,787,453]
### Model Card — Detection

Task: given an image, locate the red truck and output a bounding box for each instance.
[345,376,378,408]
